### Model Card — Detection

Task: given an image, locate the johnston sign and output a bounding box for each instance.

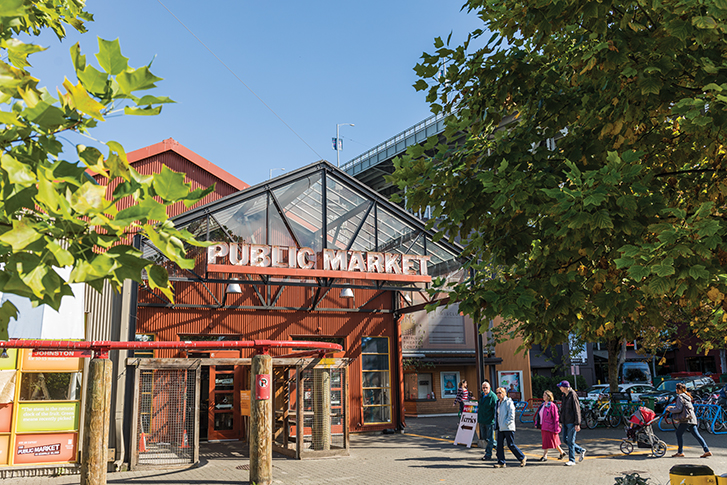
[207,242,432,282]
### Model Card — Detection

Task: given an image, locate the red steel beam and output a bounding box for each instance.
[0,339,343,360]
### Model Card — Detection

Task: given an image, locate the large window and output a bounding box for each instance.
[361,337,391,424]
[404,373,434,401]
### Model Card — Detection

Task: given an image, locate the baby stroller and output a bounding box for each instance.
[620,407,667,457]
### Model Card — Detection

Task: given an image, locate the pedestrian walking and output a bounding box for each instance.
[493,386,526,468]
[454,380,470,416]
[667,382,712,458]
[558,380,586,466]
[478,380,497,461]
[534,390,565,461]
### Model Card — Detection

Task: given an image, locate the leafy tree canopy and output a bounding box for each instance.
[0,1,212,338]
[392,0,727,372]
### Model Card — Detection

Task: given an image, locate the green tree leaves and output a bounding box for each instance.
[392,0,727,358]
[0,1,210,325]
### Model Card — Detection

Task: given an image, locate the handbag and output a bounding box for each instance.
[671,396,690,422]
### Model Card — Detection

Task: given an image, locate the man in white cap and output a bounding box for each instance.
[558,380,586,466]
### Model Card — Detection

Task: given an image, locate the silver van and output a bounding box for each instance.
[620,361,652,386]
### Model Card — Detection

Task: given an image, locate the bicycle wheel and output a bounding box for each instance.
[585,410,598,429]
[620,440,634,455]
[652,441,667,457]
[607,413,621,428]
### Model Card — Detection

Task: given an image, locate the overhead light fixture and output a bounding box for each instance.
[226,278,242,294]
[340,287,354,299]
[0,348,8,359]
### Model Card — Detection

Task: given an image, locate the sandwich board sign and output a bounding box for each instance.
[454,401,478,447]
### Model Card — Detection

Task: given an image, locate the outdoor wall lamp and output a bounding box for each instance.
[0,348,8,359]
[340,287,354,299]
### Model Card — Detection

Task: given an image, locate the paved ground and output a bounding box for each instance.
[4,415,727,484]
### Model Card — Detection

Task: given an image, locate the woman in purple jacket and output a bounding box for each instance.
[534,390,566,461]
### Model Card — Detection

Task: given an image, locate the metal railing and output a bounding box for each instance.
[340,112,449,174]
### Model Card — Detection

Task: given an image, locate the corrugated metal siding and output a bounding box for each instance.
[84,280,121,341]
[136,283,397,432]
[93,150,241,217]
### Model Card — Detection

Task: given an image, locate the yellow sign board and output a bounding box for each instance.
[240,390,250,416]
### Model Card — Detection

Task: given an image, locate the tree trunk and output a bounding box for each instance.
[606,338,622,392]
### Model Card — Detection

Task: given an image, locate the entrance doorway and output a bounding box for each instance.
[190,351,247,442]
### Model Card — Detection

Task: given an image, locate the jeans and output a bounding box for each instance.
[496,430,524,464]
[563,423,584,462]
[479,423,495,458]
[676,423,709,453]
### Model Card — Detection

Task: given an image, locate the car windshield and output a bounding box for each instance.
[586,386,606,394]
[656,381,678,392]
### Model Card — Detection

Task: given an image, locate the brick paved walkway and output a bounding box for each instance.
[4,415,727,484]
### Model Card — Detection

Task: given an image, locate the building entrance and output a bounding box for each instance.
[190,351,247,442]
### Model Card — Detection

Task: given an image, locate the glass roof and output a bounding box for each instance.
[162,163,463,283]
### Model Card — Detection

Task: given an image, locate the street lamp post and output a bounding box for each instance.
[335,123,354,167]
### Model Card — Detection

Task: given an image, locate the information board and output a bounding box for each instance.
[454,401,478,447]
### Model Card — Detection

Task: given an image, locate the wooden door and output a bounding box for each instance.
[208,364,239,440]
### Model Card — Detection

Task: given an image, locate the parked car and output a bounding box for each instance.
[620,361,653,386]
[585,385,609,401]
[639,376,715,413]
[591,384,656,403]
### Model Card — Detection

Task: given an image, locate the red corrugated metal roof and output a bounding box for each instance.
[127,138,248,191]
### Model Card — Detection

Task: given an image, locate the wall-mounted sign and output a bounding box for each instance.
[16,402,79,433]
[207,243,431,283]
[240,390,250,416]
[13,432,77,465]
[21,349,82,372]
[31,350,93,358]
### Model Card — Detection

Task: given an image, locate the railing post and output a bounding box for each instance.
[250,352,272,485]
[80,355,112,485]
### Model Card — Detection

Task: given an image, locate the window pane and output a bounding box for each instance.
[362,371,389,389]
[364,388,390,406]
[363,405,391,424]
[362,355,389,371]
[361,337,388,354]
[20,372,81,401]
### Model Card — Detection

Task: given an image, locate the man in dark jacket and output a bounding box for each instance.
[478,380,497,460]
[558,380,586,466]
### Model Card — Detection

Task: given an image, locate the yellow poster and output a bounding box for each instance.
[240,390,250,416]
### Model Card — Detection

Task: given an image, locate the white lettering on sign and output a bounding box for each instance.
[208,243,431,276]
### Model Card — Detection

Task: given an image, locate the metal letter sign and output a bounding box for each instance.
[255,374,271,400]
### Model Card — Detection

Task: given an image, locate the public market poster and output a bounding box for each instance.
[498,371,523,399]
[454,401,478,447]
[13,432,77,465]
[440,372,459,398]
[16,402,79,433]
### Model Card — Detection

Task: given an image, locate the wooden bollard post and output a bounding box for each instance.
[81,356,112,485]
[312,368,331,450]
[250,352,272,485]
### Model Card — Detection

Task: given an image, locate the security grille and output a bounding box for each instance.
[135,368,197,467]
[274,366,346,456]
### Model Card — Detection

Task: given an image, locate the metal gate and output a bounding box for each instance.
[130,361,201,469]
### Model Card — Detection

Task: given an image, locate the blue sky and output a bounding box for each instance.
[28,1,483,187]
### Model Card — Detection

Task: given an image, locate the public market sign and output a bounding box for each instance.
[207,242,431,282]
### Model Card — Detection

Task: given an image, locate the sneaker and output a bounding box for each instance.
[493,463,505,468]
[481,455,492,461]
[672,453,685,457]
[701,451,712,458]
[564,461,576,466]
[520,457,527,467]
[579,449,587,462]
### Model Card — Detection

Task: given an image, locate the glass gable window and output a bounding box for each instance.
[151,163,465,292]
[361,337,391,424]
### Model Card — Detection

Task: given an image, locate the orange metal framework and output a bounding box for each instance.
[0,340,343,360]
